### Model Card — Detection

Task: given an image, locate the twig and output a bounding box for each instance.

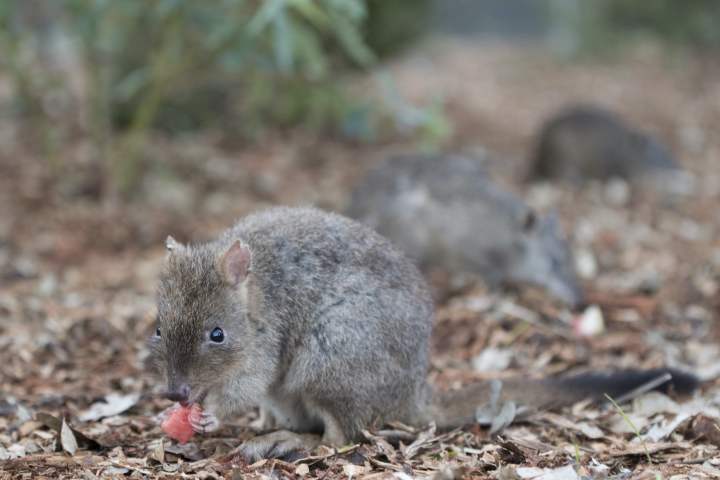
[110,461,153,476]
[368,457,405,472]
[292,444,360,465]
[498,301,574,340]
[672,457,715,465]
[612,373,672,404]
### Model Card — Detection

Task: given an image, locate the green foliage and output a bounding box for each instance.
[364,0,432,57]
[94,0,375,131]
[601,0,720,49]
[550,0,720,57]
[0,1,365,193]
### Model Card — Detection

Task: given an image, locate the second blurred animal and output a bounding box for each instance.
[528,105,680,184]
[347,154,583,307]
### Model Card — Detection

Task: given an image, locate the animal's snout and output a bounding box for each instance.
[165,383,191,404]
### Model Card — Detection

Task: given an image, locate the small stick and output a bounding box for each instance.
[612,373,672,405]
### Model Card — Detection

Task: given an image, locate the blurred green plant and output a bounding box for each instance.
[0,0,440,199]
[364,0,432,57]
[601,0,720,50]
[375,73,452,150]
[548,0,720,58]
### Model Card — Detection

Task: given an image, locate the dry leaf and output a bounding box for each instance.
[576,422,604,439]
[164,442,203,461]
[36,412,101,450]
[608,413,649,434]
[61,418,78,455]
[79,393,140,422]
[102,466,130,475]
[5,444,26,459]
[572,305,604,337]
[18,420,42,437]
[632,392,679,416]
[342,463,366,478]
[515,465,579,480]
[472,347,513,372]
[295,463,310,476]
[401,423,437,459]
[609,442,690,457]
[149,439,165,464]
[689,415,720,446]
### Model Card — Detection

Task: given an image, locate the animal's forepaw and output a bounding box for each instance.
[189,409,220,434]
[227,430,320,462]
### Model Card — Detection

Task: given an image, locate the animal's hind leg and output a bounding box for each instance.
[230,430,321,462]
[249,405,275,431]
[230,404,349,461]
[314,406,350,446]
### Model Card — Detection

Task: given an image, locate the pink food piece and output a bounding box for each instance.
[161,403,203,443]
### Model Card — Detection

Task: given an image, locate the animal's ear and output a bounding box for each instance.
[521,210,537,232]
[165,235,185,255]
[219,241,252,286]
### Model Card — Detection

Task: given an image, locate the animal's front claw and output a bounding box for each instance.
[189,409,220,434]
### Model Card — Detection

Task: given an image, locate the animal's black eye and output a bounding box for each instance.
[155,327,161,337]
[210,327,224,343]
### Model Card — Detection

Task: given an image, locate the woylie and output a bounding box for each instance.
[346,153,583,306]
[529,104,680,183]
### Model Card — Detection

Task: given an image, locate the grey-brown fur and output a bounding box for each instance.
[149,206,696,460]
[150,207,434,455]
[528,105,679,183]
[346,154,583,306]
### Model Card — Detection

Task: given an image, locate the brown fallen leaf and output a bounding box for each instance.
[18,420,42,437]
[608,442,691,457]
[61,417,78,455]
[78,392,140,422]
[534,412,605,439]
[45,454,78,466]
[363,430,399,462]
[688,415,720,446]
[35,412,102,451]
[295,463,310,476]
[584,291,657,316]
[342,463,366,477]
[400,423,437,459]
[149,438,165,464]
[497,440,526,464]
[163,441,203,461]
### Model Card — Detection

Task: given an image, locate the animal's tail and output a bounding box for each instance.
[428,368,698,429]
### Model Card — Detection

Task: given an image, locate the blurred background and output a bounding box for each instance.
[1,1,719,235]
[1,0,720,475]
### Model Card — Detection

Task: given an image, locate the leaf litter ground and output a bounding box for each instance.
[1,40,720,479]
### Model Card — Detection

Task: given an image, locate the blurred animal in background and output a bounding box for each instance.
[347,153,583,307]
[527,104,682,185]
